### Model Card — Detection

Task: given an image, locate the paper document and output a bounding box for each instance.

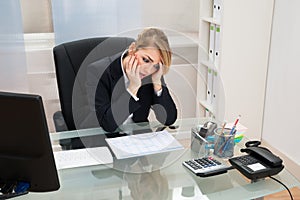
[54,146,113,170]
[106,130,184,159]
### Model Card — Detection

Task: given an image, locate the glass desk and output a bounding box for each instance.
[18,118,300,200]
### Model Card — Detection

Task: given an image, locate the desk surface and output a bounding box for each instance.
[20,118,300,200]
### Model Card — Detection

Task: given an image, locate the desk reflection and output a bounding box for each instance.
[124,166,169,200]
[92,153,171,200]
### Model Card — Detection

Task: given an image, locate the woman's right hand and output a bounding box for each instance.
[124,55,141,96]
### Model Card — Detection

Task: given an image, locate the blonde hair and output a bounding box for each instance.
[135,28,172,74]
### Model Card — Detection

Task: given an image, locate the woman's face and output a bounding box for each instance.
[134,48,161,79]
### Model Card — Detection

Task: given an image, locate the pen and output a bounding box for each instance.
[215,121,227,153]
[220,121,227,135]
[219,115,241,155]
[229,115,241,135]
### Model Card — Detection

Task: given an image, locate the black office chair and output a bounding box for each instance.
[53,37,135,150]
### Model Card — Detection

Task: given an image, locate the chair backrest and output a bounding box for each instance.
[53,37,134,130]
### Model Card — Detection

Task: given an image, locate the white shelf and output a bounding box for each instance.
[168,32,199,48]
[200,17,221,25]
[197,0,223,119]
[200,60,218,71]
[199,100,214,114]
[44,98,60,104]
[172,63,198,68]
[27,71,56,76]
[24,33,55,51]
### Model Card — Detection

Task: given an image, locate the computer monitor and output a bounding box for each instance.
[0,92,60,195]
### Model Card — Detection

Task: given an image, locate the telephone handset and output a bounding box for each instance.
[241,146,283,167]
[229,144,284,180]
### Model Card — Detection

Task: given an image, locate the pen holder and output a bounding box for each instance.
[191,126,214,157]
[214,128,235,158]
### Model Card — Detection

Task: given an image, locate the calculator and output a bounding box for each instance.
[182,156,231,177]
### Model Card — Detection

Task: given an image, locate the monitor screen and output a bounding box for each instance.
[0,92,60,193]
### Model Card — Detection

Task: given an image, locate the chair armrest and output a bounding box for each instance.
[53,111,72,150]
[53,111,68,132]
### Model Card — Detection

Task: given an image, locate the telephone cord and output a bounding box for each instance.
[269,176,294,200]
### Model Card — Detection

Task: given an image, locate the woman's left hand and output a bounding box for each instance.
[152,63,163,92]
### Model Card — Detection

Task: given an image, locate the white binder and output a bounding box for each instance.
[214,25,221,67]
[213,0,222,22]
[209,23,215,62]
[207,68,214,104]
[212,70,218,110]
[212,0,218,19]
[205,108,210,118]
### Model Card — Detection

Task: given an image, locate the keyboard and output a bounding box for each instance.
[182,156,230,177]
[54,147,113,170]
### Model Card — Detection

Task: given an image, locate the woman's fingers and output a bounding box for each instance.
[128,55,135,71]
[125,55,140,81]
[125,55,141,96]
[125,56,135,74]
[132,56,139,75]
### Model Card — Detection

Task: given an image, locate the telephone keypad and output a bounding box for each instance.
[236,155,258,165]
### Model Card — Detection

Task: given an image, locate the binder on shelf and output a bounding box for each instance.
[200,17,221,26]
[206,68,213,104]
[212,70,218,109]
[212,0,217,19]
[209,23,215,62]
[213,0,222,22]
[201,60,215,70]
[199,101,213,117]
[214,25,221,67]
[205,108,211,118]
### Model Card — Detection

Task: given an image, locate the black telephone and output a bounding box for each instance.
[229,143,284,180]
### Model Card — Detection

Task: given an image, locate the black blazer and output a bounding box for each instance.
[86,52,177,132]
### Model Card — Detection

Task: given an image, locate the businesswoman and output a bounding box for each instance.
[86,28,177,132]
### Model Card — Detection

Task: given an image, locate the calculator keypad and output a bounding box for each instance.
[183,157,229,177]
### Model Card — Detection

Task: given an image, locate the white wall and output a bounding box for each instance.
[20,0,53,33]
[0,0,28,93]
[141,0,199,33]
[219,0,274,139]
[262,0,300,177]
